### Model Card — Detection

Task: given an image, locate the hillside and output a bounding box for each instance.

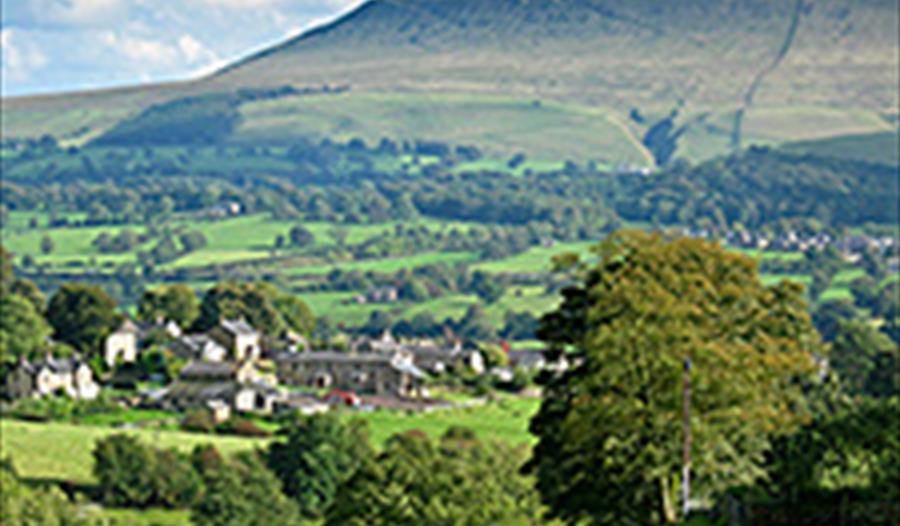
[2,0,898,164]
[782,130,900,167]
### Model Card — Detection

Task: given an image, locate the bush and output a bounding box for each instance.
[182,410,216,433]
[5,395,122,422]
[217,418,272,438]
[93,434,203,508]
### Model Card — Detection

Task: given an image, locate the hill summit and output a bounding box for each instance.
[3,0,898,164]
[216,0,898,110]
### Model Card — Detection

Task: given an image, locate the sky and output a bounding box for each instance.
[0,0,365,97]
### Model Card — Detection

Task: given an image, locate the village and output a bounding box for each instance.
[2,312,566,426]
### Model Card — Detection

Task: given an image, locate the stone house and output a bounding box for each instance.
[104,319,141,367]
[170,334,229,362]
[274,351,426,397]
[354,287,399,305]
[163,360,282,414]
[507,349,546,371]
[353,334,485,375]
[508,349,569,373]
[4,355,100,400]
[208,319,262,362]
[406,343,485,375]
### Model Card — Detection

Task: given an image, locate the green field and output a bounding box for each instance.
[354,396,539,447]
[0,398,539,485]
[284,251,478,277]
[3,212,482,272]
[303,285,559,327]
[237,92,654,166]
[2,222,153,267]
[0,420,267,484]
[474,241,596,274]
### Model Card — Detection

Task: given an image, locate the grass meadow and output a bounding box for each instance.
[0,396,538,484]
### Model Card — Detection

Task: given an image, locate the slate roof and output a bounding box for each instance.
[165,381,241,401]
[220,319,258,336]
[26,354,86,374]
[114,318,142,334]
[178,361,238,380]
[172,335,227,356]
[275,351,426,378]
[276,351,396,365]
[392,361,427,379]
[508,350,546,368]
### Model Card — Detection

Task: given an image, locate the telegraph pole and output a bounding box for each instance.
[682,357,692,519]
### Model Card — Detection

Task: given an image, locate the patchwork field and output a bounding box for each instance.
[4,208,866,329]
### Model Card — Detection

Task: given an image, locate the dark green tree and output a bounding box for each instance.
[195,282,313,336]
[179,230,209,253]
[289,225,316,248]
[138,284,200,329]
[266,413,372,520]
[831,319,898,397]
[0,293,51,367]
[2,458,107,526]
[192,452,301,526]
[93,434,158,507]
[39,235,54,255]
[325,428,542,526]
[470,270,505,304]
[46,284,121,355]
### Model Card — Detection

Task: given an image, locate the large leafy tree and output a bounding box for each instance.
[194,282,314,336]
[830,319,898,397]
[2,458,108,526]
[46,284,121,354]
[0,293,51,367]
[529,231,822,525]
[765,396,900,513]
[93,434,159,507]
[266,413,372,520]
[325,428,543,526]
[137,284,200,329]
[192,452,300,526]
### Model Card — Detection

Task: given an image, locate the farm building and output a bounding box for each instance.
[3,354,100,400]
[162,359,282,414]
[274,351,426,397]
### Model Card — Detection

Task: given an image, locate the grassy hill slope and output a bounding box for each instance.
[2,0,897,162]
[782,130,900,167]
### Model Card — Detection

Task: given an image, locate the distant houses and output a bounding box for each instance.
[2,314,507,416]
[4,354,100,400]
[352,331,486,375]
[104,319,141,367]
[352,286,400,305]
[162,360,283,419]
[274,351,426,398]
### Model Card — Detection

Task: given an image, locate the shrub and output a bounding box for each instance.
[182,410,216,433]
[217,418,272,438]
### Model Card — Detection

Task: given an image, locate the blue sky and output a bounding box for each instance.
[0,0,364,97]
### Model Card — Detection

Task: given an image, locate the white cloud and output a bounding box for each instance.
[1,29,48,83]
[102,32,180,66]
[192,0,289,8]
[1,0,367,95]
[177,34,219,64]
[6,0,131,28]
[100,31,219,71]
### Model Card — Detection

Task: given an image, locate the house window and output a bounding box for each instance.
[314,372,332,389]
